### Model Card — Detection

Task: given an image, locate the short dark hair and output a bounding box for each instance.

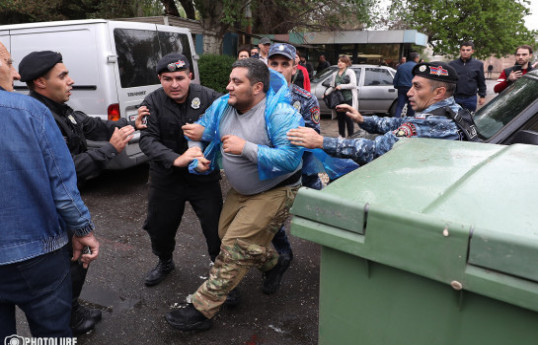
[231,58,270,93]
[429,79,456,97]
[238,45,250,56]
[516,45,533,55]
[460,41,474,49]
[409,52,419,61]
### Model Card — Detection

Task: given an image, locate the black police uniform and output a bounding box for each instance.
[30,91,133,182]
[139,84,223,262]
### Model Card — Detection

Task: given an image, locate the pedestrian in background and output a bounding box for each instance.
[298,51,314,80]
[494,45,534,93]
[0,42,99,338]
[237,45,250,60]
[257,37,272,64]
[449,41,486,112]
[324,55,358,137]
[393,52,420,118]
[316,54,330,75]
[292,52,311,91]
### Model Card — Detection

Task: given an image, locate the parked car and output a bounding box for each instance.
[311,64,398,116]
[474,69,538,145]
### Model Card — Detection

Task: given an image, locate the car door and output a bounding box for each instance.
[359,67,396,114]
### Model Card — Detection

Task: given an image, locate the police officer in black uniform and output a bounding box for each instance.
[138,54,223,289]
[19,50,144,335]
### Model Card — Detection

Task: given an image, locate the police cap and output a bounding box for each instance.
[156,53,190,74]
[412,61,459,84]
[268,43,296,61]
[19,51,63,82]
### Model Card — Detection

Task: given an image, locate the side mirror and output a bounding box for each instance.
[322,80,332,88]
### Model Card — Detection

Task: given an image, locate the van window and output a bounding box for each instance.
[158,31,194,80]
[114,28,194,88]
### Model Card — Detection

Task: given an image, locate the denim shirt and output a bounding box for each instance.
[0,90,94,265]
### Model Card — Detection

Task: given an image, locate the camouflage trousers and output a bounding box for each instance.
[192,185,299,319]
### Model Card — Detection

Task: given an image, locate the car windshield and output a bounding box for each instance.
[474,74,538,139]
[312,67,337,82]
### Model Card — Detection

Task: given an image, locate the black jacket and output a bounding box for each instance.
[139,83,221,186]
[449,57,487,98]
[30,91,131,181]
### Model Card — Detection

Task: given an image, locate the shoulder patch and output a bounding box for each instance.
[310,106,320,124]
[393,122,417,137]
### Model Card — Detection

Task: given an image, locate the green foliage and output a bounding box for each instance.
[198,54,236,93]
[0,0,163,24]
[387,0,536,59]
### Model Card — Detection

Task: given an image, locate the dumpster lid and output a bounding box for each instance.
[292,139,538,283]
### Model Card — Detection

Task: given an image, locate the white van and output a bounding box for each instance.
[0,19,199,169]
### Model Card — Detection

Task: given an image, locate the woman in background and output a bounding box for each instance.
[324,55,358,137]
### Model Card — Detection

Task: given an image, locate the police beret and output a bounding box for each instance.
[19,51,63,82]
[156,53,190,74]
[268,43,296,61]
[259,37,271,45]
[412,61,459,84]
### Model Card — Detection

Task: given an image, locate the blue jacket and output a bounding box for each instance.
[322,97,463,165]
[191,70,304,181]
[0,90,94,265]
[393,61,417,88]
[449,57,487,98]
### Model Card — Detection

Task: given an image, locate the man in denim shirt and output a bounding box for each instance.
[0,42,99,338]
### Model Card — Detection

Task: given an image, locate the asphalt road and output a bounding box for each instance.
[16,164,321,345]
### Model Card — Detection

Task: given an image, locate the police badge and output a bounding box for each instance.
[67,114,77,125]
[191,97,201,109]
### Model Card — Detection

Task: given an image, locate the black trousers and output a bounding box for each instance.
[144,180,223,262]
[336,99,354,137]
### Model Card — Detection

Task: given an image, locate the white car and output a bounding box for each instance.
[311,64,398,116]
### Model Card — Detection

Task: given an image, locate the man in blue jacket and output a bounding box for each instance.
[0,42,99,338]
[393,52,420,117]
[168,58,304,331]
[449,42,486,112]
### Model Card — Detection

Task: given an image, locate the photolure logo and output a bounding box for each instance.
[4,335,77,345]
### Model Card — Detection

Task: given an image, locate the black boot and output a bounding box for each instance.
[262,254,292,295]
[165,304,213,331]
[145,258,175,287]
[71,303,102,336]
[223,288,240,308]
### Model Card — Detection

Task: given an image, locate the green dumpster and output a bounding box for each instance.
[291,138,538,345]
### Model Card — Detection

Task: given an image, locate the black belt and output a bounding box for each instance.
[274,169,302,189]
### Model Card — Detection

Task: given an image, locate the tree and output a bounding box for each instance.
[384,0,536,59]
[0,0,163,24]
[165,0,375,54]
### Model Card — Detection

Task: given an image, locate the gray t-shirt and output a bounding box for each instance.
[219,98,297,195]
